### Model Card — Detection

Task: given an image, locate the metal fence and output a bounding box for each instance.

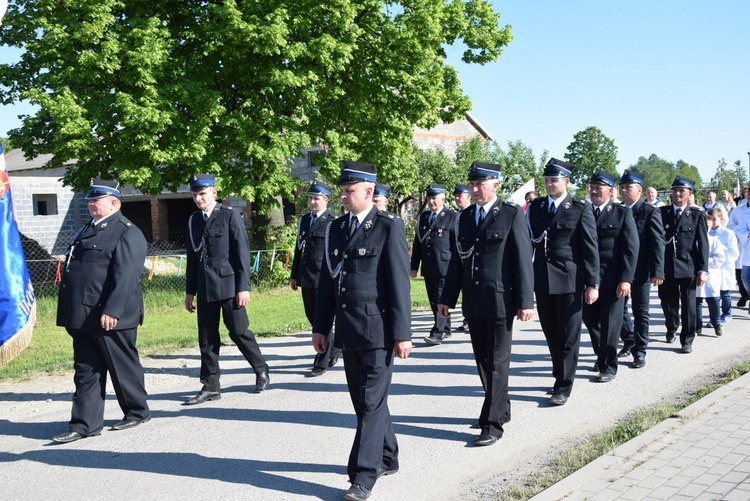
[23,229,294,298]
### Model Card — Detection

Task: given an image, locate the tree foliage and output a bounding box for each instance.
[707,158,748,196]
[627,154,703,194]
[564,126,619,187]
[0,0,512,213]
[453,137,546,198]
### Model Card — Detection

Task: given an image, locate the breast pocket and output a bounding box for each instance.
[353,246,380,273]
[485,229,509,252]
[80,240,105,262]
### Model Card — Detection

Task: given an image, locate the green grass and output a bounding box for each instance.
[497,360,750,500]
[0,277,431,381]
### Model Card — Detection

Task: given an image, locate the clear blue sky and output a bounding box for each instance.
[446,0,750,183]
[2,1,749,183]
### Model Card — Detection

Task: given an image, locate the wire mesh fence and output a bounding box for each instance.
[22,229,295,298]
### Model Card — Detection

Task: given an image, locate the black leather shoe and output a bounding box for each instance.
[473,432,499,447]
[376,464,399,479]
[549,394,568,406]
[617,347,632,358]
[111,416,151,431]
[255,369,270,392]
[666,331,676,343]
[596,372,616,383]
[328,354,341,368]
[343,483,371,500]
[680,344,693,354]
[738,298,748,307]
[632,356,646,369]
[52,430,98,444]
[308,367,326,377]
[184,391,221,405]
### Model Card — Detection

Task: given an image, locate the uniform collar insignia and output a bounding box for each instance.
[364,220,373,231]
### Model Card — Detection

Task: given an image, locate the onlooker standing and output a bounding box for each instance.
[645,187,666,207]
[184,174,269,405]
[702,190,728,224]
[312,161,412,501]
[439,162,534,446]
[618,170,665,369]
[582,171,638,382]
[658,176,709,354]
[719,190,737,216]
[53,180,150,443]
[410,184,457,345]
[290,180,341,377]
[734,186,748,207]
[527,158,599,406]
[709,208,739,324]
[697,211,727,336]
[728,186,750,308]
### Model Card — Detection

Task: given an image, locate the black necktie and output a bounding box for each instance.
[203,212,208,222]
[478,207,486,225]
[429,212,436,225]
[349,216,359,238]
[309,214,317,231]
[594,207,601,219]
[675,208,682,221]
[549,202,556,215]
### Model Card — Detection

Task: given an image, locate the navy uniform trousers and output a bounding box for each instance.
[68,326,150,436]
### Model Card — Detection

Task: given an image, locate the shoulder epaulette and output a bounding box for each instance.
[573,198,588,205]
[377,210,396,220]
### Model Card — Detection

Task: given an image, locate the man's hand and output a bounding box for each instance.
[517,308,534,322]
[395,340,412,359]
[409,270,417,279]
[236,290,250,308]
[290,278,298,291]
[696,271,707,287]
[100,313,118,331]
[185,294,195,313]
[312,333,327,353]
[584,286,599,305]
[650,277,664,286]
[437,304,451,318]
[616,281,631,298]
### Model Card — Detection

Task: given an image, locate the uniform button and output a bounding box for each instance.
[474,267,479,271]
[342,271,347,275]
[342,304,347,309]
[475,281,479,285]
[344,254,348,258]
[341,288,346,292]
[475,252,480,256]
[475,238,479,242]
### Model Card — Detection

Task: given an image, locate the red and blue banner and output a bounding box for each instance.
[0,143,35,366]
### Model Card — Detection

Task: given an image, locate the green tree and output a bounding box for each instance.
[453,137,544,198]
[410,144,463,206]
[0,0,512,213]
[708,158,742,195]
[564,126,619,187]
[629,154,674,190]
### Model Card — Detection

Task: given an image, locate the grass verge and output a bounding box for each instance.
[0,278,431,382]
[497,360,750,500]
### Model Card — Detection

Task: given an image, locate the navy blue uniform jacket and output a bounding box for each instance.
[630,199,665,284]
[313,208,411,351]
[591,201,639,288]
[660,205,709,279]
[186,205,252,302]
[441,200,534,318]
[57,212,147,330]
[290,209,333,288]
[410,207,457,278]
[527,195,600,294]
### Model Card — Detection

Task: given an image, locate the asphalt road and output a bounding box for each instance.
[2,291,750,500]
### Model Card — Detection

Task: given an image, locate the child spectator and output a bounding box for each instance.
[697,209,727,336]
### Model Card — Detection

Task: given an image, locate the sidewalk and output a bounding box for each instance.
[533,363,750,501]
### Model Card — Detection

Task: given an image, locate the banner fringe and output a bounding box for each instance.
[0,302,36,368]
